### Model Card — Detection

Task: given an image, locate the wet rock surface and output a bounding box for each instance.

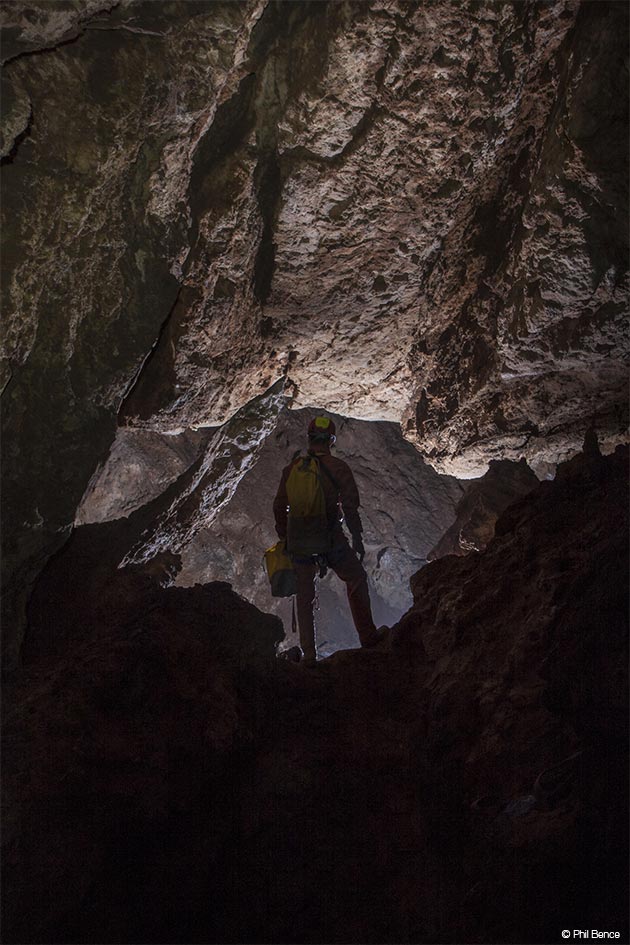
[3,447,627,944]
[2,0,628,663]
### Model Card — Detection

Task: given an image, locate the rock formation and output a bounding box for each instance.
[3,446,627,944]
[427,457,539,559]
[1,0,628,662]
[75,426,215,526]
[1,3,628,940]
[79,403,466,650]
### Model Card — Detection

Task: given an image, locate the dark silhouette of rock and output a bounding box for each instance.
[3,446,627,944]
[4,549,283,943]
[427,457,539,559]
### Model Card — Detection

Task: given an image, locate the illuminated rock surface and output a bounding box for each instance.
[1,0,628,659]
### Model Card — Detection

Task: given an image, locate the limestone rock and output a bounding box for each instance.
[403,2,630,476]
[0,0,263,660]
[119,381,286,567]
[76,426,214,525]
[427,457,539,559]
[174,407,465,651]
[0,0,119,63]
[2,0,628,664]
[0,74,31,160]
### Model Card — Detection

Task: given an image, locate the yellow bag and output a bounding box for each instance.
[263,540,297,598]
[285,456,331,556]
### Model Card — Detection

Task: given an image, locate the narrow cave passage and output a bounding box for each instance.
[172,407,471,655]
[75,367,548,663]
[78,398,467,656]
[75,385,543,661]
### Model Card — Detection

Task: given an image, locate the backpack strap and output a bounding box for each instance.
[316,459,344,534]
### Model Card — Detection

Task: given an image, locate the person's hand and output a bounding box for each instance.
[352,534,365,563]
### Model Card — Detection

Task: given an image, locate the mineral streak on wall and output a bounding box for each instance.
[1,1,628,662]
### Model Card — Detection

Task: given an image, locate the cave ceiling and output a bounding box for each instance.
[1,0,628,654]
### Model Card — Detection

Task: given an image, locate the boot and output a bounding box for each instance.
[301,646,317,666]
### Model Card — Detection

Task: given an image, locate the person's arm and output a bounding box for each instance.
[336,462,365,559]
[272,466,291,539]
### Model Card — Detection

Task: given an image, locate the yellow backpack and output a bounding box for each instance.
[285,455,333,556]
[263,540,296,597]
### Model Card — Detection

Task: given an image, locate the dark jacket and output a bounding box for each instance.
[273,448,363,541]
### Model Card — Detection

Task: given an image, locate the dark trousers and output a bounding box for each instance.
[294,539,377,658]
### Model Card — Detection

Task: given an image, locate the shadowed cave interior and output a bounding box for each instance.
[1,1,629,944]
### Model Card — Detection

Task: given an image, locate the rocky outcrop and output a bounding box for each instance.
[428,457,539,559]
[75,403,465,651]
[76,426,214,525]
[3,573,283,944]
[4,446,627,944]
[2,0,628,665]
[173,407,465,651]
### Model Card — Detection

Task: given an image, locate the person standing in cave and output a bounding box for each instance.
[272,415,385,664]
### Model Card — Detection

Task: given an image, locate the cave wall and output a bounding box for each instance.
[78,403,468,650]
[1,0,628,661]
[75,402,547,654]
[172,408,467,650]
[2,0,268,658]
[4,445,628,945]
